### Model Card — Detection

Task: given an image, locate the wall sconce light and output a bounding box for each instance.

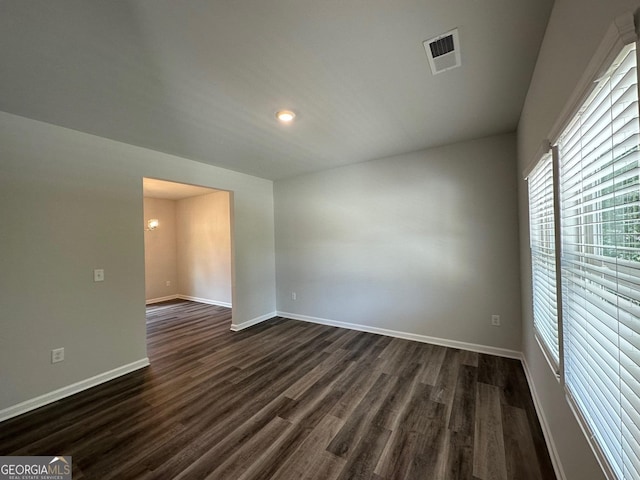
[146,219,159,231]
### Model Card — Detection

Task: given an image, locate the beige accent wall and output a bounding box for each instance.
[516,1,640,479]
[143,198,178,301]
[0,111,275,412]
[176,191,232,305]
[274,133,522,352]
[143,192,232,305]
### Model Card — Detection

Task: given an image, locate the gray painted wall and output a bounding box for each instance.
[0,111,275,411]
[275,133,522,351]
[517,1,640,479]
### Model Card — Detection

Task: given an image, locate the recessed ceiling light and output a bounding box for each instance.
[276,110,295,123]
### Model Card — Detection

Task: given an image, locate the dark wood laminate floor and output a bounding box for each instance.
[0,300,556,480]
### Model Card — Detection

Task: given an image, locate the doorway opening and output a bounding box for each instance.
[142,177,234,328]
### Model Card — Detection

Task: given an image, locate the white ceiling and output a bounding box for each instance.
[0,0,553,180]
[143,178,221,200]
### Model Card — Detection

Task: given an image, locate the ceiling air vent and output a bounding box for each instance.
[423,28,461,75]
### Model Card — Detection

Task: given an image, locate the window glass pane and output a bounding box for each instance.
[528,153,560,365]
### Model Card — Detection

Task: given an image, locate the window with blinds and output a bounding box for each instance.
[528,153,560,367]
[557,43,640,480]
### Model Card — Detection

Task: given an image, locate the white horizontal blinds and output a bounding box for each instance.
[528,153,560,366]
[558,43,640,480]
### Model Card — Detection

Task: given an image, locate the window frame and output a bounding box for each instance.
[525,12,639,480]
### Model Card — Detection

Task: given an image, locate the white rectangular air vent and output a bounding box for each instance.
[423,28,461,75]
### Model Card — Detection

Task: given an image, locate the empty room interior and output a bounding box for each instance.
[1,1,639,480]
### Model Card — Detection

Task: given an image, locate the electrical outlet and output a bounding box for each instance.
[491,315,501,327]
[166,280,171,287]
[51,347,65,364]
[291,292,297,301]
[93,269,104,282]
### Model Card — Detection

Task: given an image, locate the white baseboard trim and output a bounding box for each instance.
[145,294,180,304]
[520,355,567,480]
[145,294,232,308]
[230,311,277,331]
[177,295,232,308]
[276,311,522,359]
[0,358,150,423]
